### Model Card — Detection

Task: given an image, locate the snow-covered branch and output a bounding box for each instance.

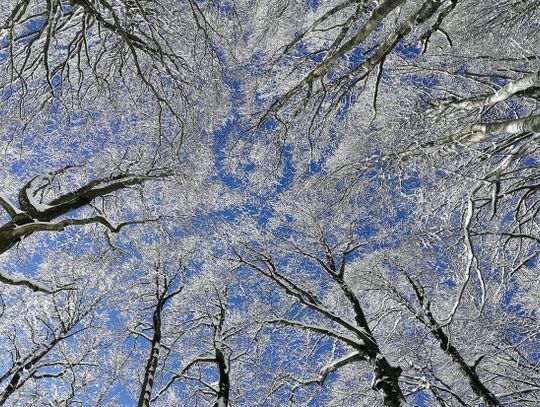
[0,269,54,294]
[438,69,540,111]
[456,114,540,143]
[268,319,366,349]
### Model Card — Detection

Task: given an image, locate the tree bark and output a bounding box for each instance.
[137,302,163,407]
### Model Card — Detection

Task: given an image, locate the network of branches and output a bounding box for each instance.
[0,1,539,406]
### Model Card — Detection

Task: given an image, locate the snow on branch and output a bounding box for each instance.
[294,351,363,387]
[12,215,168,238]
[0,269,55,294]
[436,69,540,112]
[258,0,407,124]
[455,114,540,143]
[18,166,77,214]
[259,0,449,127]
[0,167,172,256]
[17,167,170,221]
[267,318,366,349]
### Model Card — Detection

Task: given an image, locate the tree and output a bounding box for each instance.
[0,165,169,293]
[230,6,540,404]
[131,258,184,407]
[222,195,409,406]
[0,246,123,406]
[152,280,235,407]
[146,256,255,407]
[0,0,230,115]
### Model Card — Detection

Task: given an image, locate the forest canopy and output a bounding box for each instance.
[0,1,539,406]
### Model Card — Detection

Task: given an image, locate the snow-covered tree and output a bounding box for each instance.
[0,1,539,406]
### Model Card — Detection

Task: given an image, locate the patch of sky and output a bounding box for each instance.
[412,390,432,407]
[18,18,46,45]
[369,239,399,255]
[224,76,244,108]
[401,73,439,88]
[49,72,64,95]
[308,159,323,175]
[295,39,308,55]
[10,160,26,176]
[103,305,124,329]
[310,49,326,63]
[499,211,515,229]
[362,150,390,179]
[215,207,238,222]
[111,382,136,406]
[0,38,9,53]
[159,74,175,88]
[272,223,295,241]
[528,349,540,365]
[335,91,356,120]
[395,41,423,58]
[4,250,45,279]
[287,302,309,320]
[520,150,538,166]
[252,90,268,108]
[213,124,243,189]
[356,221,379,241]
[242,201,274,227]
[442,277,456,288]
[335,178,345,195]
[432,257,450,276]
[517,60,530,70]
[189,197,240,231]
[109,118,122,135]
[226,282,250,311]
[219,1,234,15]
[500,291,539,359]
[435,168,446,178]
[1,87,12,101]
[502,286,532,318]
[243,50,265,76]
[524,254,538,269]
[311,336,340,362]
[241,27,252,44]
[269,383,298,407]
[456,64,469,74]
[308,0,320,11]
[489,74,509,88]
[504,99,527,120]
[401,173,422,195]
[276,145,296,193]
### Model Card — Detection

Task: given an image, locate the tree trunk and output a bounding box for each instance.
[213,346,230,407]
[137,307,162,407]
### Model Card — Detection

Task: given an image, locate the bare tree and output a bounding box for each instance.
[0,258,117,406]
[0,165,169,292]
[0,0,228,112]
[231,217,409,406]
[0,1,539,406]
[135,265,184,407]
